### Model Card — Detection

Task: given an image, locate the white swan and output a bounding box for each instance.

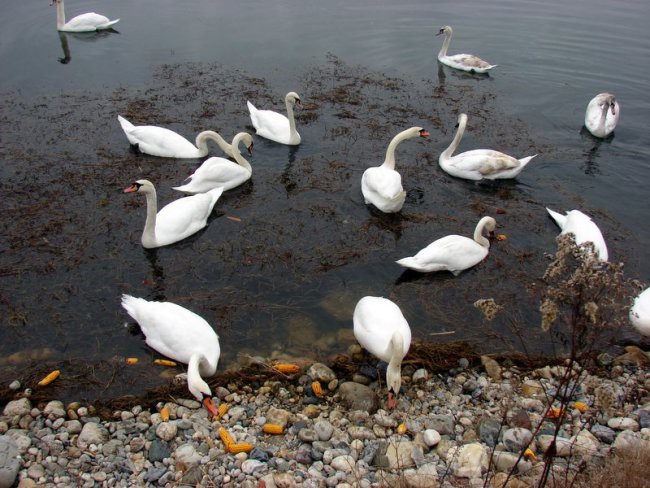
[396,216,497,275]
[117,115,235,159]
[436,25,497,74]
[546,208,608,261]
[585,93,619,138]
[121,294,220,416]
[123,179,223,249]
[361,127,430,213]
[247,92,302,145]
[52,0,119,33]
[439,113,536,181]
[630,287,650,336]
[353,296,411,409]
[173,133,254,194]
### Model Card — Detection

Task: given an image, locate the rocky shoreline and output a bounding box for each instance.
[1,346,649,488]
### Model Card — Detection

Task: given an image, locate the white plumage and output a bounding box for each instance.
[53,0,119,32]
[630,288,650,336]
[247,92,302,145]
[585,93,619,138]
[435,25,497,74]
[546,207,609,261]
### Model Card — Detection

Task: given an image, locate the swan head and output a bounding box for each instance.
[456,113,468,128]
[240,133,255,155]
[481,216,497,233]
[188,375,220,418]
[285,91,302,109]
[436,25,453,37]
[386,366,402,410]
[600,93,617,115]
[411,127,430,138]
[123,179,154,195]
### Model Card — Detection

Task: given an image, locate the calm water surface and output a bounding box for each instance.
[1,0,649,400]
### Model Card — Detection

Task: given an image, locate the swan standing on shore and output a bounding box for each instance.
[630,288,650,336]
[439,114,536,180]
[396,216,497,275]
[123,179,223,249]
[585,93,619,138]
[173,133,254,194]
[121,295,220,417]
[435,26,497,74]
[353,296,411,409]
[117,115,235,159]
[52,0,119,32]
[546,208,609,261]
[361,127,429,213]
[247,92,302,145]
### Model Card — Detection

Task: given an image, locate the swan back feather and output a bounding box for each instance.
[546,207,608,261]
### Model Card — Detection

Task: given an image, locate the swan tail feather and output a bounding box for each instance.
[396,257,417,269]
[117,115,134,133]
[171,184,193,194]
[246,101,257,115]
[546,207,566,229]
[207,187,225,206]
[121,294,144,321]
[98,19,120,29]
[519,154,537,167]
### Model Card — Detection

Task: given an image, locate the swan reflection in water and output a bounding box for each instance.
[579,126,615,176]
[56,28,119,65]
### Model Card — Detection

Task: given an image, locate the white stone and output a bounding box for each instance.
[608,417,639,431]
[173,444,201,466]
[241,459,266,475]
[3,399,31,417]
[423,429,441,447]
[450,443,488,478]
[330,455,355,473]
[77,423,108,449]
[155,422,178,441]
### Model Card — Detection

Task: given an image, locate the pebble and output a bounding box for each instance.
[0,356,645,487]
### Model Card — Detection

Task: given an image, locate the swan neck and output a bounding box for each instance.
[232,136,252,173]
[195,131,227,157]
[440,118,466,162]
[56,1,66,29]
[286,99,297,137]
[188,354,202,382]
[388,332,405,371]
[438,31,451,59]
[141,188,158,247]
[473,218,491,248]
[382,129,411,170]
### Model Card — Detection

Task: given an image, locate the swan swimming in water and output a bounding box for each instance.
[247,92,302,145]
[52,0,119,33]
[396,216,497,275]
[117,115,235,159]
[584,93,619,138]
[123,179,223,249]
[436,25,497,74]
[353,296,411,409]
[121,295,220,417]
[439,113,536,181]
[361,126,429,213]
[630,288,650,336]
[546,207,608,261]
[173,133,255,194]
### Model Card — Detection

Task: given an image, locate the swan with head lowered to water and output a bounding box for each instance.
[247,91,302,145]
[52,0,119,32]
[439,113,536,181]
[435,25,497,74]
[361,126,429,213]
[546,207,608,261]
[396,216,497,275]
[123,179,223,249]
[117,115,235,159]
[584,93,619,138]
[173,133,254,194]
[353,296,411,409]
[121,294,220,417]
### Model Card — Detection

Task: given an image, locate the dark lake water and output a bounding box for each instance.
[1,0,649,401]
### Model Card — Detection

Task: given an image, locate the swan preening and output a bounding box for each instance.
[436,26,497,74]
[439,113,536,180]
[361,127,429,213]
[353,296,412,409]
[52,0,119,32]
[546,208,608,261]
[121,295,220,416]
[123,179,223,249]
[585,93,619,138]
[630,288,650,336]
[117,115,235,159]
[173,133,254,194]
[397,216,497,275]
[247,92,302,145]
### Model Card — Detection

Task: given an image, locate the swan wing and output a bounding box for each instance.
[353,297,411,361]
[121,295,219,365]
[361,167,405,212]
[398,235,486,273]
[441,54,496,72]
[174,158,250,193]
[62,12,111,32]
[248,102,291,141]
[630,288,650,335]
[562,210,608,261]
[154,190,222,245]
[126,126,199,158]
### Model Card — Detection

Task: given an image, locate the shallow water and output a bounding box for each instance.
[1,0,649,401]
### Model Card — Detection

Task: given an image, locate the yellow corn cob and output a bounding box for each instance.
[126,357,139,365]
[217,403,229,420]
[273,363,300,374]
[397,423,407,435]
[38,370,60,386]
[160,407,170,422]
[219,427,235,448]
[263,423,285,435]
[311,381,324,398]
[524,448,537,461]
[496,234,507,241]
[153,359,177,367]
[227,442,254,454]
[572,401,589,413]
